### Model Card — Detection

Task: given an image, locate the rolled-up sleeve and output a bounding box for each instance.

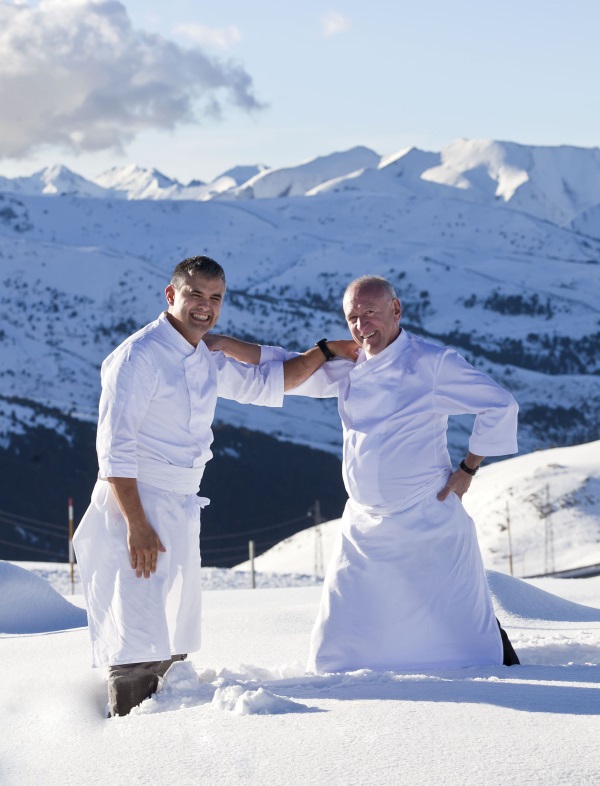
[259,345,293,364]
[97,347,158,478]
[433,349,519,457]
[258,344,350,399]
[214,352,285,407]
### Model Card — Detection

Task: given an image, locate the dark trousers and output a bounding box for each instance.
[108,653,187,717]
[497,619,520,666]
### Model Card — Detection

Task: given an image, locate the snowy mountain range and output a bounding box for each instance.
[1,137,599,562]
[4,139,600,228]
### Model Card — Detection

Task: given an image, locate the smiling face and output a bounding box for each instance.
[165,272,225,346]
[343,281,402,356]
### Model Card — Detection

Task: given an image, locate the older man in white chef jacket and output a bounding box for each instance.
[73,256,356,716]
[210,275,520,673]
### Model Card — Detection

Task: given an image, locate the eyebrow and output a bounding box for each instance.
[188,287,222,298]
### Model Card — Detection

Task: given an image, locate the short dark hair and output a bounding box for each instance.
[170,256,226,289]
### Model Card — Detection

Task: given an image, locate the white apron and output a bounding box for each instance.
[307,487,503,674]
[74,470,208,668]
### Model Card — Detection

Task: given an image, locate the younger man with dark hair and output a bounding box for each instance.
[74,255,356,716]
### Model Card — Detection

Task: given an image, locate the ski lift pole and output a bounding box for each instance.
[506,501,514,577]
[313,500,323,580]
[249,540,255,589]
[68,497,75,595]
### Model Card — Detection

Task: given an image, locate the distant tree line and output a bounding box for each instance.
[464,290,555,319]
[444,329,600,375]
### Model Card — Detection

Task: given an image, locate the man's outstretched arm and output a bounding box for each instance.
[205,334,358,391]
[282,341,358,390]
[204,334,261,364]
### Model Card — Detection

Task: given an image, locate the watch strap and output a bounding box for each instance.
[315,338,335,361]
[459,460,479,476]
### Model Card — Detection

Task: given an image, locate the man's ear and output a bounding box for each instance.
[165,284,175,306]
[393,298,402,322]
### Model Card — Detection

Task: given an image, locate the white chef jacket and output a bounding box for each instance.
[262,329,519,673]
[97,311,283,485]
[262,328,518,510]
[74,312,284,667]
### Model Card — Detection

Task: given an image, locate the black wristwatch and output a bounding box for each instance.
[459,460,479,476]
[315,338,335,361]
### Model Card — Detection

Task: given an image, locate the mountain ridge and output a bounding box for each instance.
[2,138,600,231]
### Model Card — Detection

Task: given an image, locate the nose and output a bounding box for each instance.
[356,316,368,333]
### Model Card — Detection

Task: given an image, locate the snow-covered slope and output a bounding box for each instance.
[216,164,268,185]
[93,163,271,201]
[0,173,598,459]
[94,164,181,200]
[463,440,600,577]
[312,139,600,230]
[0,165,110,198]
[308,146,440,197]
[422,139,600,227]
[0,561,86,633]
[209,146,380,199]
[236,441,600,578]
[3,139,600,235]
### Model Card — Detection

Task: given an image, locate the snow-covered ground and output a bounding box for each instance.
[2,558,600,785]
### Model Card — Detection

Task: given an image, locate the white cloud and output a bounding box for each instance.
[0,0,263,159]
[320,11,352,37]
[173,23,242,51]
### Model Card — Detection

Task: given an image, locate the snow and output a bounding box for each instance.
[0,561,86,633]
[3,139,600,233]
[2,558,600,785]
[463,440,600,577]
[221,146,380,199]
[423,139,600,226]
[0,164,110,198]
[216,164,268,185]
[94,164,179,200]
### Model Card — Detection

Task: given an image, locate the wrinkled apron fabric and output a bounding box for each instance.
[74,478,206,667]
[307,489,503,673]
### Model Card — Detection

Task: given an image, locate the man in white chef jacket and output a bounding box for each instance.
[73,256,356,716]
[210,275,520,673]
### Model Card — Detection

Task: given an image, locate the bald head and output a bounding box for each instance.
[344,276,397,302]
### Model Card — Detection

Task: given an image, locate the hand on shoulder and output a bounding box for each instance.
[328,339,360,362]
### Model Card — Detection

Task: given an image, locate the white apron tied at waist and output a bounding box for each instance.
[115,456,210,501]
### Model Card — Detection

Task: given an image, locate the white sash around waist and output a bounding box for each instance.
[136,457,209,500]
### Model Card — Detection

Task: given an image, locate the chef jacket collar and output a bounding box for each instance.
[158,311,209,359]
[357,326,407,367]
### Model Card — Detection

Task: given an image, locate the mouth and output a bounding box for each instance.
[191,312,211,324]
[361,330,376,341]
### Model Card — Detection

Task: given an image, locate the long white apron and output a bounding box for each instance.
[74,479,205,667]
[307,488,503,673]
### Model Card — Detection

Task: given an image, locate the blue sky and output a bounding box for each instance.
[1,0,599,182]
